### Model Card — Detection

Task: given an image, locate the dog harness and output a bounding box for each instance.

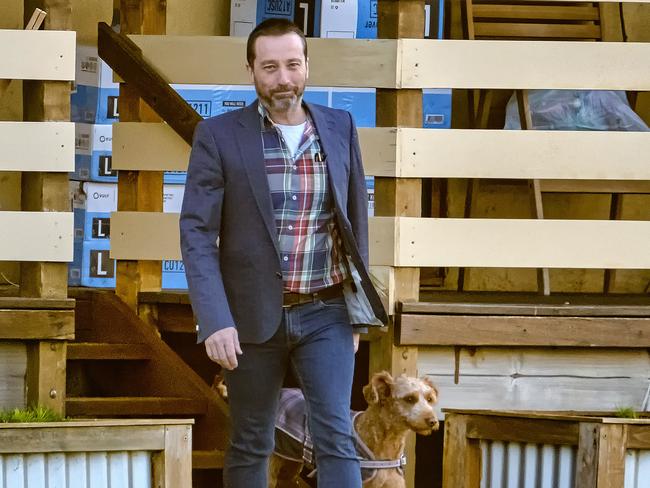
[274,388,407,483]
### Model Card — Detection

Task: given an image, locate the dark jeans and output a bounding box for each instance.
[223,295,361,488]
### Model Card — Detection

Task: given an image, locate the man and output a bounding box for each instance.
[180,19,387,488]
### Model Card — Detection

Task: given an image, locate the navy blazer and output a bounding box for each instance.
[179,101,388,344]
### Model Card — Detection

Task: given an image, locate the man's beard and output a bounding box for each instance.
[257,83,305,112]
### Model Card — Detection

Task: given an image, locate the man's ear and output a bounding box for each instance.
[363,371,394,405]
[247,63,254,84]
[305,56,309,80]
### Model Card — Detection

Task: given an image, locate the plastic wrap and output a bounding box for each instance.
[504,90,649,131]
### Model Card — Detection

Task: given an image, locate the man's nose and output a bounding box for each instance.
[276,67,291,85]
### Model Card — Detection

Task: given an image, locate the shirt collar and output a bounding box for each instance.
[257,100,313,131]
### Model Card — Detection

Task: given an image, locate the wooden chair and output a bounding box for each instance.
[457,0,641,295]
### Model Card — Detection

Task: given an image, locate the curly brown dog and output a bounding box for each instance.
[215,371,439,488]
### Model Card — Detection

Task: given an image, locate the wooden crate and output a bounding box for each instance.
[443,409,650,488]
[0,419,192,488]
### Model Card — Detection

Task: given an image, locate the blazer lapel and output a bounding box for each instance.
[236,101,280,255]
[307,103,346,209]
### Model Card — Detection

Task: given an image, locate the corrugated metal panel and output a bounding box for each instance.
[0,451,152,488]
[480,442,650,488]
[480,441,576,488]
[625,449,650,488]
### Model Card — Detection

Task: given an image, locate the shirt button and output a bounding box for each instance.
[288,225,293,230]
[292,195,297,201]
[283,256,289,262]
[195,324,200,332]
[293,165,297,170]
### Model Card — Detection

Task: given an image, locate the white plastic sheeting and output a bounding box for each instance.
[0,451,151,488]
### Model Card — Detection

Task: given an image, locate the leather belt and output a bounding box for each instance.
[282,283,344,308]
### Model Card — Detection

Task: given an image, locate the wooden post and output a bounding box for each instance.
[116,0,166,311]
[21,0,72,416]
[442,414,481,488]
[372,2,424,486]
[577,423,627,488]
[152,424,193,487]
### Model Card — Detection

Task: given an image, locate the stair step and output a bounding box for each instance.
[67,342,153,360]
[192,450,225,469]
[66,397,208,417]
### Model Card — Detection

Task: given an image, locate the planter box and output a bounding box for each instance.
[0,419,192,488]
[443,409,650,488]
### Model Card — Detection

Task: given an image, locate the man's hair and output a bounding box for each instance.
[246,18,308,67]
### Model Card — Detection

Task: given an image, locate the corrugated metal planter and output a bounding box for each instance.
[0,419,192,488]
[443,409,650,488]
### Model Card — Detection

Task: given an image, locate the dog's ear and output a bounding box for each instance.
[421,376,439,400]
[363,371,394,405]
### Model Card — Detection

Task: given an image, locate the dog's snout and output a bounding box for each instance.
[427,416,439,429]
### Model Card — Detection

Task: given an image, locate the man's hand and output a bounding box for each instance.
[204,327,242,370]
[353,333,360,354]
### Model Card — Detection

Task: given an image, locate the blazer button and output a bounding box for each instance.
[276,272,282,279]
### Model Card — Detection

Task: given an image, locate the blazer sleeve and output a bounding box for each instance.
[347,112,370,269]
[180,120,236,343]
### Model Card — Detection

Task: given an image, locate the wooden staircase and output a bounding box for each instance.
[66,288,228,474]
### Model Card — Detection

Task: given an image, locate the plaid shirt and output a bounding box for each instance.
[258,103,347,293]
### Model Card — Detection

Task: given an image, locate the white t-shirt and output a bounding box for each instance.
[276,121,307,158]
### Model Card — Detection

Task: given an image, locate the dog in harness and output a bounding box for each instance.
[215,371,439,487]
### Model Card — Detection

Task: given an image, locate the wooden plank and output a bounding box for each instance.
[112,120,650,182]
[0,30,75,80]
[576,423,626,488]
[472,5,600,21]
[65,396,207,416]
[399,315,650,347]
[442,414,481,488]
[474,22,601,39]
[540,180,650,194]
[0,297,75,309]
[372,4,424,486]
[192,449,225,469]
[26,341,66,414]
[152,424,192,488]
[67,342,152,360]
[0,343,27,410]
[98,23,201,146]
[401,300,650,316]
[0,122,74,172]
[466,414,579,445]
[384,129,650,180]
[0,212,73,262]
[0,424,166,453]
[112,122,190,171]
[400,39,650,89]
[138,291,191,305]
[369,217,650,269]
[0,309,74,339]
[110,211,180,260]
[114,0,168,311]
[127,35,399,87]
[627,425,650,449]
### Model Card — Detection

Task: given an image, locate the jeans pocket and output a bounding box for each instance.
[319,295,347,309]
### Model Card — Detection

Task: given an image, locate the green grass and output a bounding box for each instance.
[0,405,67,423]
[615,406,638,419]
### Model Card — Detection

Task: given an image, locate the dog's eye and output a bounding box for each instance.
[403,395,417,404]
[426,395,435,403]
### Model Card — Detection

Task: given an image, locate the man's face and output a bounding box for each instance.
[248,33,309,113]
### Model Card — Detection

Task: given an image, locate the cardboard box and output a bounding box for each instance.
[230,0,296,37]
[69,181,86,286]
[331,88,376,127]
[423,88,452,129]
[320,0,358,38]
[81,239,116,288]
[74,123,115,182]
[71,45,120,124]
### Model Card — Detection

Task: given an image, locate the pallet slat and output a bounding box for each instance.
[400,40,650,89]
[113,125,650,182]
[0,30,75,81]
[0,122,74,172]
[369,217,650,269]
[65,397,207,416]
[0,212,73,262]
